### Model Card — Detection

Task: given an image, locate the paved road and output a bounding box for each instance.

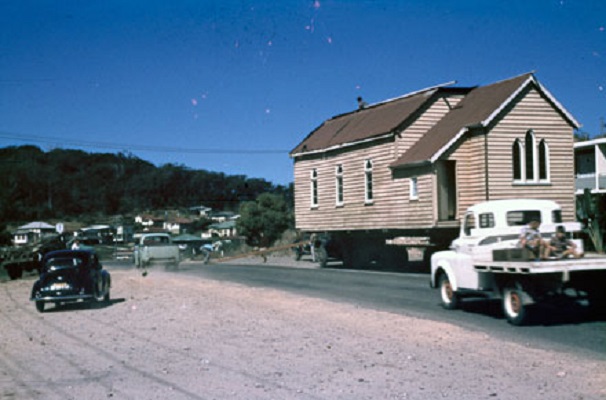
[113,260,606,359]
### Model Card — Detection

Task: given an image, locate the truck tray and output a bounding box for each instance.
[475,255,606,274]
[492,248,534,261]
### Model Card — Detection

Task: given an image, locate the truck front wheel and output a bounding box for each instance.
[503,288,529,326]
[439,273,459,310]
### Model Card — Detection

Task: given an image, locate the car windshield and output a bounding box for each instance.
[45,256,85,270]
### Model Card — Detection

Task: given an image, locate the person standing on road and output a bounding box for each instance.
[200,242,213,264]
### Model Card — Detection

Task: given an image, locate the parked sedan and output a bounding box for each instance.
[30,250,111,313]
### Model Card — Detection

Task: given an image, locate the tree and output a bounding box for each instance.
[237,193,292,247]
[577,190,605,253]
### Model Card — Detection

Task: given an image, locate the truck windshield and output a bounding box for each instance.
[506,210,541,226]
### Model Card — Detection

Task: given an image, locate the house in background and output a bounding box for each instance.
[13,221,57,245]
[204,220,238,238]
[163,217,194,235]
[189,205,212,218]
[575,137,606,194]
[209,211,237,222]
[135,214,156,228]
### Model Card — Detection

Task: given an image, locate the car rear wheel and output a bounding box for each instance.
[35,301,45,313]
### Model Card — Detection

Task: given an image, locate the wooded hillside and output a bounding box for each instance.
[0,145,291,224]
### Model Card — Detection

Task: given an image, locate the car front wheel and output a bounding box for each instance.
[35,301,45,313]
[439,273,459,310]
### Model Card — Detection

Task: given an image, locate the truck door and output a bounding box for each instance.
[454,211,480,290]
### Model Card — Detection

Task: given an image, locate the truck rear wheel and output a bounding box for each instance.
[503,288,529,325]
[439,273,459,310]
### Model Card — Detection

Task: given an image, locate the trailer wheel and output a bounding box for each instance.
[6,265,23,280]
[439,273,459,310]
[316,247,328,268]
[503,288,529,326]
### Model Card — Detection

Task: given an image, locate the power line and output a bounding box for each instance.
[0,131,289,155]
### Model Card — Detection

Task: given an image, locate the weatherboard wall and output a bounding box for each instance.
[484,86,576,220]
[293,84,577,234]
[442,86,576,221]
[292,94,465,232]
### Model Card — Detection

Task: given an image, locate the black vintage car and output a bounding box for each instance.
[30,250,111,313]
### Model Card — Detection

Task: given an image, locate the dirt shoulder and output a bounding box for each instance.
[1,267,604,400]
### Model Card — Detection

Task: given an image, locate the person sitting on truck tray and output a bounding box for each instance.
[518,218,549,260]
[546,225,583,259]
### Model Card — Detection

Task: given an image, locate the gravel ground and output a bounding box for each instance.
[1,260,604,400]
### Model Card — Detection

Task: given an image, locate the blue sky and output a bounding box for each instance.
[1,1,604,185]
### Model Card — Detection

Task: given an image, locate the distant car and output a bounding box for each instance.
[30,250,111,313]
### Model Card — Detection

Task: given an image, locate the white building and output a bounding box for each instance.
[575,137,606,194]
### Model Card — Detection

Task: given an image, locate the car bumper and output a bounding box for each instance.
[30,293,94,302]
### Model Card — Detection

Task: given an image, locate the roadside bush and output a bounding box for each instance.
[237,193,292,247]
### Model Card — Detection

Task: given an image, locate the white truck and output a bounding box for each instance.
[133,233,180,269]
[430,199,606,325]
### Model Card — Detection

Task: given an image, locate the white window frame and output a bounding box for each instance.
[512,139,524,182]
[538,139,550,182]
[364,159,373,204]
[513,130,550,185]
[310,169,318,208]
[409,176,418,200]
[335,164,344,206]
[525,130,537,182]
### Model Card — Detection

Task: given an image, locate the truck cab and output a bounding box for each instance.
[429,199,600,325]
[450,199,581,263]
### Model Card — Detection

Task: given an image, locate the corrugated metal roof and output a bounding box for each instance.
[290,84,462,156]
[391,73,535,168]
[17,221,56,230]
[292,73,580,169]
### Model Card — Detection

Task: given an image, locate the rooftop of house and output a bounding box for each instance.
[291,73,580,169]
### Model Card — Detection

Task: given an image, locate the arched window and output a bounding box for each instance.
[512,139,523,181]
[310,169,318,208]
[538,139,549,181]
[513,131,550,184]
[525,130,536,181]
[364,159,373,203]
[335,164,344,206]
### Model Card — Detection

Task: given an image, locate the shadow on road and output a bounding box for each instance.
[43,298,126,313]
[458,297,606,326]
